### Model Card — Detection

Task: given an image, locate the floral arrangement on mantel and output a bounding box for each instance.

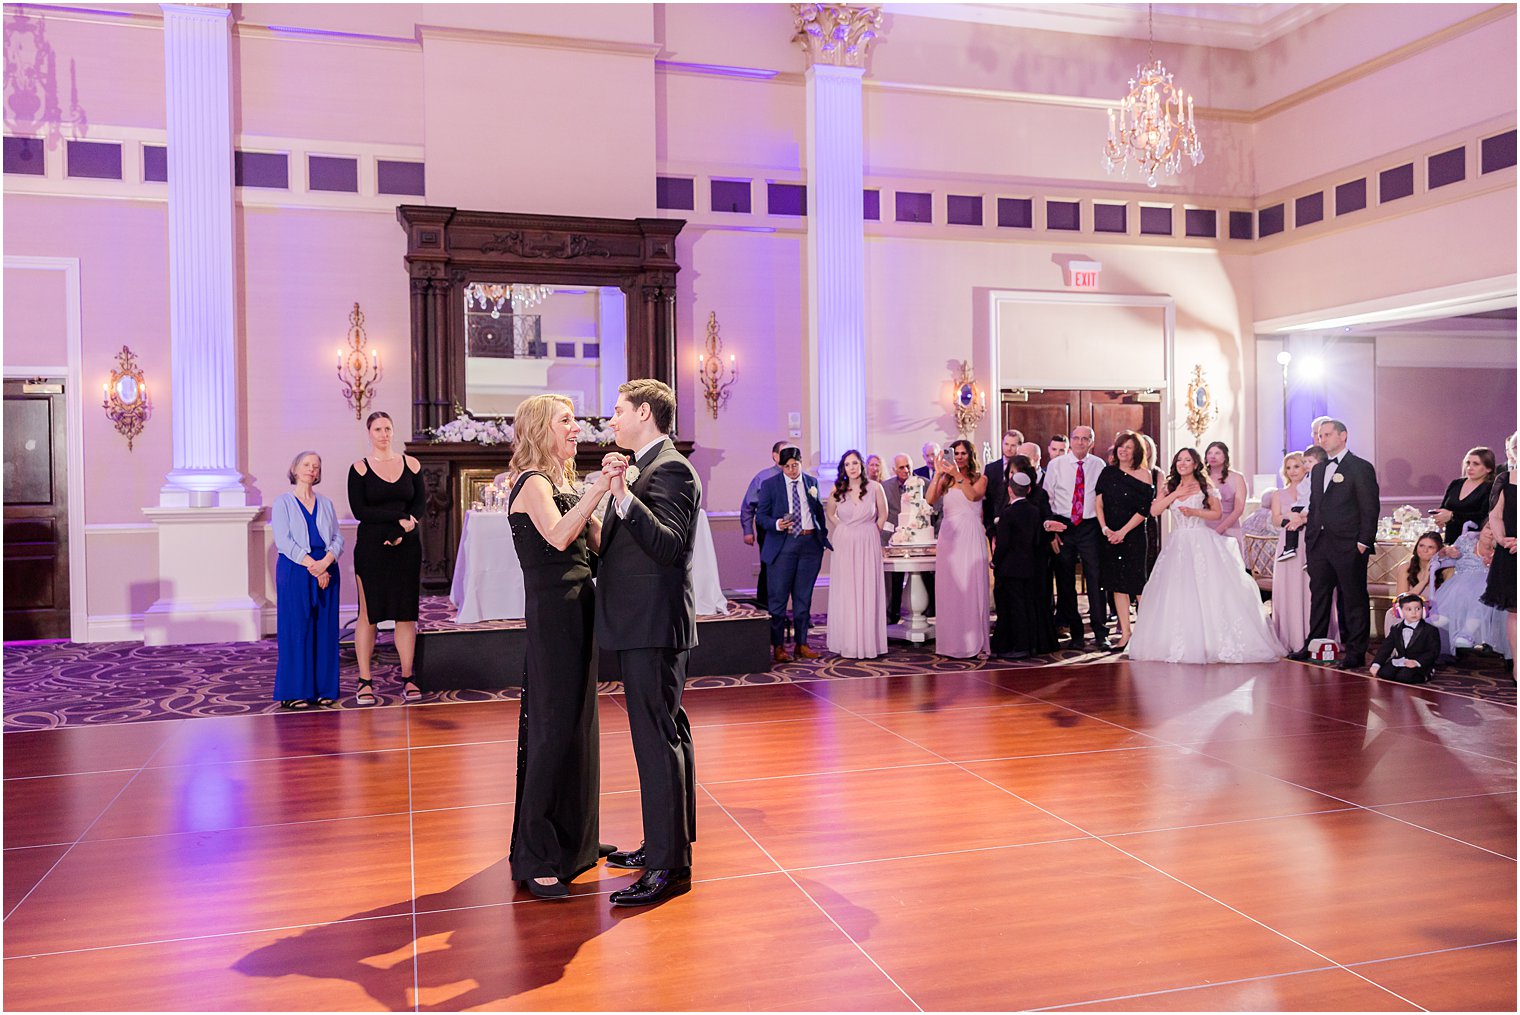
[423,404,514,446]
[422,404,621,447]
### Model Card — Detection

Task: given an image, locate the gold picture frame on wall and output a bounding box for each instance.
[1184,364,1217,444]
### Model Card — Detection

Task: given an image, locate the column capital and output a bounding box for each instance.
[160,4,232,22]
[791,4,883,70]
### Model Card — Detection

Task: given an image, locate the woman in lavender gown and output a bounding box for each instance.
[824,450,890,659]
[925,439,990,658]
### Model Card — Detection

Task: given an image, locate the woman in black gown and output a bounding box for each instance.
[1481,433,1516,681]
[506,394,614,899]
[1434,446,1496,546]
[1095,431,1156,651]
[348,411,426,705]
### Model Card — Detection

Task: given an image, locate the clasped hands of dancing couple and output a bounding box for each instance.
[506,385,700,908]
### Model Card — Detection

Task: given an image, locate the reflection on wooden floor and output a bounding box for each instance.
[3,660,1516,1012]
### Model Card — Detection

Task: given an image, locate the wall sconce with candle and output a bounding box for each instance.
[952,360,987,439]
[336,302,382,421]
[698,310,737,419]
[101,345,152,450]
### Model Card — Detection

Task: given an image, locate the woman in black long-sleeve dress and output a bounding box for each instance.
[1095,431,1156,651]
[1434,447,1496,546]
[1481,433,1516,680]
[347,411,426,705]
[505,394,614,899]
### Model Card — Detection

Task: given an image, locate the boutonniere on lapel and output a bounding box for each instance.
[1331,473,1345,484]
[624,465,641,487]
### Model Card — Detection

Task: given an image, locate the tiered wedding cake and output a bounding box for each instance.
[888,475,936,553]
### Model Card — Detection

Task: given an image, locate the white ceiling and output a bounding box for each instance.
[881,3,1339,50]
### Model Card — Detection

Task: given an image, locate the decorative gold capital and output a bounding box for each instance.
[791,4,883,69]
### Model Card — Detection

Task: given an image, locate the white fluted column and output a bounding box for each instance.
[159,3,243,507]
[144,4,261,645]
[793,4,880,469]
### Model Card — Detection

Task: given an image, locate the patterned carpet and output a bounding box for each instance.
[3,598,1514,730]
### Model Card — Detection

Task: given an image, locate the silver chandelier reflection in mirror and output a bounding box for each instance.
[464,282,553,319]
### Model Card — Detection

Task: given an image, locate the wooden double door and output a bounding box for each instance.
[1000,389,1163,460]
[4,378,70,640]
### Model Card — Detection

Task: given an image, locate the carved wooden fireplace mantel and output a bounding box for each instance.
[396,206,687,590]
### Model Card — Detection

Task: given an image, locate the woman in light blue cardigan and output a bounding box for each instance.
[272,451,344,709]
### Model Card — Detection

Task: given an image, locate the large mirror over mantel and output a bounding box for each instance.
[396,206,685,589]
[462,281,627,418]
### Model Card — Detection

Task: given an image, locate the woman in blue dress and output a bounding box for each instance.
[272,451,344,709]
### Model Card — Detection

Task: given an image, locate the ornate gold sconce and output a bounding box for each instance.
[1184,364,1218,443]
[951,360,987,439]
[698,311,737,419]
[336,302,382,421]
[100,345,151,450]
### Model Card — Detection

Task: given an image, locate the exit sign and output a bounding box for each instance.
[1068,260,1102,290]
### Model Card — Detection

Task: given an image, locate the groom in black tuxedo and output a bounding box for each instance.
[1287,418,1380,669]
[595,379,702,906]
[982,428,1024,542]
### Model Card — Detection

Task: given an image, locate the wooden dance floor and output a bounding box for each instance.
[3,660,1515,1011]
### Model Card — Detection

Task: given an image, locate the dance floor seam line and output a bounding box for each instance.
[404,708,421,1010]
[694,783,928,1012]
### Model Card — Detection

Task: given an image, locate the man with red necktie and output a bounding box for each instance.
[1041,426,1111,650]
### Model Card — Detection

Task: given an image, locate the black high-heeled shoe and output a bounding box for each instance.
[518,878,569,900]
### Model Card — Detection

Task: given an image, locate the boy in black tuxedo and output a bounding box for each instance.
[1370,593,1441,684]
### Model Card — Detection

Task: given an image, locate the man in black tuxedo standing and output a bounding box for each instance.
[1286,418,1380,669]
[912,441,943,615]
[880,453,912,624]
[982,428,1025,542]
[596,379,702,906]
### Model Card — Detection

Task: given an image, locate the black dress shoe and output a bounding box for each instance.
[1285,648,1311,662]
[605,844,646,869]
[518,878,569,900]
[1333,658,1364,671]
[1093,638,1113,652]
[609,867,691,907]
[598,843,617,858]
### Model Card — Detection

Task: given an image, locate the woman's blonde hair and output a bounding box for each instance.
[508,394,578,491]
[1280,451,1305,486]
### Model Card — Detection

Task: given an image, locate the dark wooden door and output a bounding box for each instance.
[1002,389,1163,461]
[4,378,70,640]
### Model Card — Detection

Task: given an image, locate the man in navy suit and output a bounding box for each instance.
[756,446,831,662]
[1286,418,1381,669]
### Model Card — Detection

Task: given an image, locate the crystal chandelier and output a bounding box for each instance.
[464,282,553,318]
[1102,4,1203,188]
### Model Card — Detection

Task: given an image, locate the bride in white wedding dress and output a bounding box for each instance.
[1128,448,1286,664]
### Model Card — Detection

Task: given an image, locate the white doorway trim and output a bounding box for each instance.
[985,288,1177,453]
[4,255,86,642]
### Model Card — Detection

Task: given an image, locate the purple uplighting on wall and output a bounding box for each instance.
[1295,191,1324,227]
[4,136,44,175]
[234,150,289,189]
[1481,130,1516,174]
[377,160,425,196]
[143,144,167,182]
[767,182,806,216]
[656,176,694,210]
[554,342,576,359]
[711,178,751,213]
[1427,146,1466,190]
[66,140,122,180]
[1094,202,1126,233]
[895,191,931,223]
[863,189,880,221]
[1140,205,1172,236]
[308,155,358,193]
[1380,162,1415,203]
[1335,178,1366,215]
[997,197,1032,228]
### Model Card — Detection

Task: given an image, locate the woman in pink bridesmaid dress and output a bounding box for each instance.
[925,439,990,658]
[825,450,891,659]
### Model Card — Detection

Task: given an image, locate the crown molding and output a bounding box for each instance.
[415,24,661,59]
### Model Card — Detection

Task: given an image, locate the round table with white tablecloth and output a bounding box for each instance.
[450,509,729,624]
